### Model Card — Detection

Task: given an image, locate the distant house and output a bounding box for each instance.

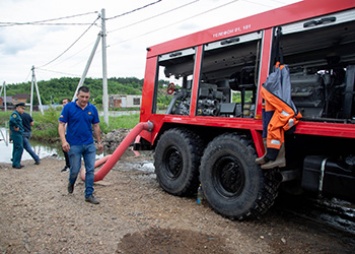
[0,96,13,106]
[1,94,29,109]
[109,95,142,108]
[12,94,29,105]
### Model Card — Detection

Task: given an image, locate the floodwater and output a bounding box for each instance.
[0,128,155,173]
[0,135,62,164]
[0,127,104,164]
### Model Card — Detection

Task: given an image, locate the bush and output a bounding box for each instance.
[0,110,140,142]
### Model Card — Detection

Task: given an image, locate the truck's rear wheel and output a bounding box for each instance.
[154,128,203,196]
[200,133,280,220]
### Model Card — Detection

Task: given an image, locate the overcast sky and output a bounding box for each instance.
[0,0,300,85]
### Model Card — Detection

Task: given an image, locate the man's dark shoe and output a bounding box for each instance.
[35,161,40,165]
[85,195,100,204]
[61,166,68,172]
[67,182,74,194]
[12,165,24,169]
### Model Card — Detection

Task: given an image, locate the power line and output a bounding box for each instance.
[37,16,100,68]
[108,0,199,34]
[0,11,98,27]
[109,0,239,47]
[50,42,94,68]
[106,0,162,20]
[22,0,239,80]
[0,22,98,26]
[34,1,165,71]
[36,67,81,78]
[108,0,291,48]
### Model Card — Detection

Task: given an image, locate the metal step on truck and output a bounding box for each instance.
[134,0,355,220]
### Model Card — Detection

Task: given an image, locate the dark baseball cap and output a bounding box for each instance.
[15,102,26,108]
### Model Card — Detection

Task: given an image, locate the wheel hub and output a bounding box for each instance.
[214,156,245,197]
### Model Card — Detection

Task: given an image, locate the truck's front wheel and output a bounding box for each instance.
[200,133,280,220]
[154,128,203,196]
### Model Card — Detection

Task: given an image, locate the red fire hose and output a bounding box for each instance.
[80,121,153,182]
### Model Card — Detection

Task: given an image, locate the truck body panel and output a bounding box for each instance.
[137,0,355,219]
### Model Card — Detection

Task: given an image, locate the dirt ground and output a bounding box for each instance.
[0,150,354,254]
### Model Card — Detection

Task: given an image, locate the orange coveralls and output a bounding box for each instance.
[261,64,302,150]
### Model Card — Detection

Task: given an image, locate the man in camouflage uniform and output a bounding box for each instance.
[9,103,25,169]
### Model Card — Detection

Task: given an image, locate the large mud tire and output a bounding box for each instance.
[154,128,203,196]
[200,133,280,220]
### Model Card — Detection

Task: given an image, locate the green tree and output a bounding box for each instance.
[4,77,145,108]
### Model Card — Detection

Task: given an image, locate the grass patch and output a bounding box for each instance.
[0,110,140,142]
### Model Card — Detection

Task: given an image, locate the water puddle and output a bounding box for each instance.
[0,137,60,164]
[276,193,355,235]
[0,127,106,164]
[0,128,155,174]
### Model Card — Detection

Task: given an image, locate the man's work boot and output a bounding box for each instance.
[68,182,74,194]
[85,195,100,205]
[261,144,286,169]
[255,139,267,165]
[255,155,267,165]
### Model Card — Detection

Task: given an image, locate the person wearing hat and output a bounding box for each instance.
[9,102,25,169]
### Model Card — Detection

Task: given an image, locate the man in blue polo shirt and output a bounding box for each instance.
[58,86,103,204]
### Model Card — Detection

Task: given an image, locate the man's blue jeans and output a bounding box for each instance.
[23,132,40,163]
[68,143,96,198]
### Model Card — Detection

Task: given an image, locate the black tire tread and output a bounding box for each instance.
[154,128,204,196]
[200,133,280,220]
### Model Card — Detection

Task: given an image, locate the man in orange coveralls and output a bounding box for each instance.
[256,63,302,169]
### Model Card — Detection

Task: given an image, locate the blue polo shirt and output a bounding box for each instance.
[59,101,100,146]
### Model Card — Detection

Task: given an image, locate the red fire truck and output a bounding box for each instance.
[135,0,355,219]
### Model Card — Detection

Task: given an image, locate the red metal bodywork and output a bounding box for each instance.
[139,0,355,152]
